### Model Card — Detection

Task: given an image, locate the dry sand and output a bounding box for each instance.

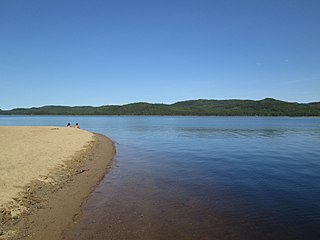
[0,127,115,239]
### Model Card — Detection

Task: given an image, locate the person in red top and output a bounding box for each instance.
[74,123,80,129]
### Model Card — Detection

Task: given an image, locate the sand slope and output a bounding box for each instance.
[0,127,94,207]
[0,127,115,239]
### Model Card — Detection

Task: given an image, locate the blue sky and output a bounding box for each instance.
[1,0,319,109]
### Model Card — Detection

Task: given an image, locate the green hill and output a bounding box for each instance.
[1,98,320,116]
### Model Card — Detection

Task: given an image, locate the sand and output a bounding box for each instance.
[0,127,115,239]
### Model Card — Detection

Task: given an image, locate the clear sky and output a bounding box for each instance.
[1,0,319,110]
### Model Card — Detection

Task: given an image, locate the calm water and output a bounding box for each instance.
[1,116,320,239]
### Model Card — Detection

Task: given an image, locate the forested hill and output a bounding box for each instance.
[1,98,320,116]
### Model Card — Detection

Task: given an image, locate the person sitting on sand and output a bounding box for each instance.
[66,123,71,127]
[74,123,80,129]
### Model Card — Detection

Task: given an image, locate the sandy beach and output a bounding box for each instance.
[0,127,115,239]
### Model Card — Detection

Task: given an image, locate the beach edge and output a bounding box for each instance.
[0,133,116,240]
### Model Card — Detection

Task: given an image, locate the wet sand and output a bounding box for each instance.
[0,127,115,239]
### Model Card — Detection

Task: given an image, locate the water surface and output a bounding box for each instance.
[1,116,319,239]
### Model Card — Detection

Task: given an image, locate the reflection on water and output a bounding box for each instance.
[175,127,320,139]
[1,116,320,239]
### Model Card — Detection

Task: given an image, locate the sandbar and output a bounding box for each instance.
[0,126,115,239]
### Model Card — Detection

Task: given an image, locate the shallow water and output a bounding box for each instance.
[1,116,320,239]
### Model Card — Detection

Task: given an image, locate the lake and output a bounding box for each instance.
[1,116,319,239]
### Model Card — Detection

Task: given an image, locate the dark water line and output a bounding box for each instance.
[64,149,320,239]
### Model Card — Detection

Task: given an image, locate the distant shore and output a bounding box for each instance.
[1,98,319,116]
[0,127,115,240]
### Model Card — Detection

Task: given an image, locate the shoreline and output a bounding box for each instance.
[0,127,115,240]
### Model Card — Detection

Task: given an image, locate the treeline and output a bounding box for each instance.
[1,98,320,116]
